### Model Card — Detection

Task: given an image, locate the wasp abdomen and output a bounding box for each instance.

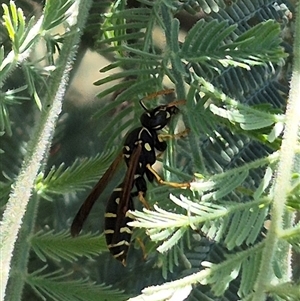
[104,186,134,265]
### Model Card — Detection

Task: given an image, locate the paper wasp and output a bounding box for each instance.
[71,89,190,265]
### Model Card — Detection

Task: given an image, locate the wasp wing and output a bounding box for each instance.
[111,143,142,244]
[71,152,123,237]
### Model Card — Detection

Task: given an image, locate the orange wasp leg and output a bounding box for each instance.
[158,128,190,141]
[146,164,190,189]
[138,191,150,209]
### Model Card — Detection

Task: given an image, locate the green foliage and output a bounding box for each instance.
[1,0,299,301]
[31,230,108,262]
[181,19,286,68]
[26,268,129,301]
[36,148,118,197]
[42,0,75,31]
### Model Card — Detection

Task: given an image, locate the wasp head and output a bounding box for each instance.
[140,104,179,130]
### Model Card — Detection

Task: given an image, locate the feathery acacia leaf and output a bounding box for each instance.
[36,148,119,196]
[26,269,128,301]
[31,230,107,262]
[42,0,75,31]
[128,243,265,300]
[1,0,297,300]
[129,194,270,252]
[181,19,285,70]
[280,224,300,253]
[268,282,300,301]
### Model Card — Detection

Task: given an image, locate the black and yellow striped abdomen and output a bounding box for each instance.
[104,186,134,265]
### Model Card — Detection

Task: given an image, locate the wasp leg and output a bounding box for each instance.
[142,89,174,101]
[166,99,186,107]
[136,237,147,260]
[138,191,150,209]
[158,128,190,141]
[141,89,186,107]
[146,164,190,189]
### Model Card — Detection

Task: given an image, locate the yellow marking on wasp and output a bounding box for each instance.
[138,128,151,140]
[152,125,160,130]
[115,197,120,205]
[113,251,128,266]
[105,212,117,218]
[134,174,141,179]
[120,227,132,234]
[124,145,130,151]
[144,142,151,151]
[108,240,130,248]
[104,229,114,234]
[113,250,125,258]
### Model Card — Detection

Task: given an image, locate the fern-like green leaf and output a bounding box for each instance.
[268,282,300,301]
[31,230,107,262]
[209,103,284,131]
[191,151,279,202]
[129,194,270,253]
[128,243,265,300]
[280,224,300,253]
[2,2,34,53]
[99,6,153,55]
[0,86,29,135]
[26,268,129,301]
[202,243,264,297]
[175,0,226,14]
[2,0,295,300]
[36,148,119,196]
[42,0,75,31]
[238,250,261,298]
[128,282,192,301]
[181,19,285,71]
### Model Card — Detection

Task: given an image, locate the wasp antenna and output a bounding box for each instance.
[139,99,149,112]
[167,99,186,107]
[145,89,174,100]
[139,89,175,111]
